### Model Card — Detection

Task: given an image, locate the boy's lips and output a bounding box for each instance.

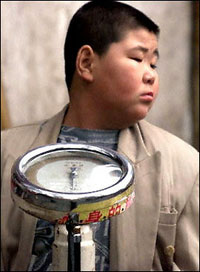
[140,91,154,102]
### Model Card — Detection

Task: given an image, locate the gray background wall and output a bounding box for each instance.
[1,1,193,145]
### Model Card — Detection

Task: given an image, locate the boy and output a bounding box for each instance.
[1,1,199,271]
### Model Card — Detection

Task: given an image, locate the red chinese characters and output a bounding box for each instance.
[108,204,121,217]
[84,210,102,223]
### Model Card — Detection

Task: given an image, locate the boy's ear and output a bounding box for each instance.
[76,45,95,82]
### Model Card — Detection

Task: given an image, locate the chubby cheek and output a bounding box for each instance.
[109,66,140,96]
[117,72,142,102]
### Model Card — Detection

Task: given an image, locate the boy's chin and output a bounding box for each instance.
[128,108,151,123]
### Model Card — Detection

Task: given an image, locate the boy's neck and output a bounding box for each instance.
[63,83,116,130]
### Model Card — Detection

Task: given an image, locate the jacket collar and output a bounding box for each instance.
[30,106,67,149]
[29,105,154,161]
[117,123,152,164]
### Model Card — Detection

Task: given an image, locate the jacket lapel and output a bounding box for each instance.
[14,108,67,271]
[110,125,162,271]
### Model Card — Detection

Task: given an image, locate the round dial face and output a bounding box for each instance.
[25,152,123,193]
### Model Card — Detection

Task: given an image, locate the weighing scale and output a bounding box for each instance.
[11,143,135,271]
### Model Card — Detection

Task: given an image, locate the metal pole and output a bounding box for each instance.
[66,224,81,271]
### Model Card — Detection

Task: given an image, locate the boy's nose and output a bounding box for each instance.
[143,71,155,85]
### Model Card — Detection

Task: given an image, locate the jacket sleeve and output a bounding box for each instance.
[174,172,199,271]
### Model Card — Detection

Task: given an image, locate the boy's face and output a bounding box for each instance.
[91,28,159,128]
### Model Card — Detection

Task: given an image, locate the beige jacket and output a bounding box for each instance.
[1,107,199,271]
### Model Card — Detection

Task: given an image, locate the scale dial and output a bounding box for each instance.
[25,153,123,193]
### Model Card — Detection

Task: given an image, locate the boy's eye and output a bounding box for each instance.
[151,64,157,69]
[130,57,157,69]
[132,58,142,62]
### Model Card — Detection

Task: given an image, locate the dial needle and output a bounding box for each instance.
[69,167,78,190]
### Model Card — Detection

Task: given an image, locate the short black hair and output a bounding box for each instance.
[64,0,160,91]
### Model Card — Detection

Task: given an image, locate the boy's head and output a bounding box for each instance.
[64,0,160,91]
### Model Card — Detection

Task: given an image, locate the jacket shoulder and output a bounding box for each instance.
[1,121,44,159]
[140,120,198,152]
[139,120,199,170]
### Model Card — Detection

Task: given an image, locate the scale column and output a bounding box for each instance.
[81,225,95,271]
[52,223,68,271]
